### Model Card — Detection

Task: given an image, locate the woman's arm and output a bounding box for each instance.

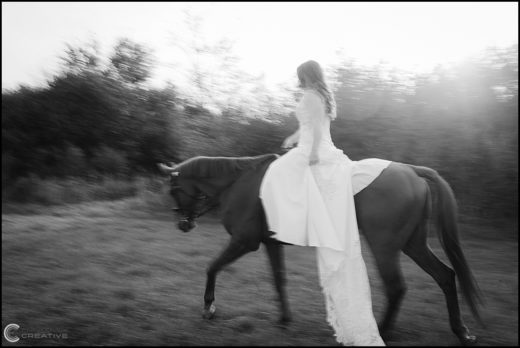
[306,92,325,165]
[309,133,322,165]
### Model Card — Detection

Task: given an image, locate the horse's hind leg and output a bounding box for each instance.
[403,229,477,346]
[264,241,291,325]
[372,247,407,334]
[203,240,250,319]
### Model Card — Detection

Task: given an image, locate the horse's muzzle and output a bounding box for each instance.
[178,218,196,232]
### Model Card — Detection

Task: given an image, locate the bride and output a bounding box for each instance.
[259,60,386,346]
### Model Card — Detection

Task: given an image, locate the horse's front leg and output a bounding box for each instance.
[203,240,250,319]
[264,241,292,326]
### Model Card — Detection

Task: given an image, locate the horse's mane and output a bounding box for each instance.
[177,154,278,178]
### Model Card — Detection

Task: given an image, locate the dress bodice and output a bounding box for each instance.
[295,89,336,156]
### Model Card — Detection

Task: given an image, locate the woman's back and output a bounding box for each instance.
[295,89,346,165]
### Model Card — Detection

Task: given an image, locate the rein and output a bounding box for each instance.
[170,182,220,221]
[190,195,220,219]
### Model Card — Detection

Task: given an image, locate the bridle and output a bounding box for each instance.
[169,175,220,222]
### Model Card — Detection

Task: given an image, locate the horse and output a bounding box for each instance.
[157,154,483,346]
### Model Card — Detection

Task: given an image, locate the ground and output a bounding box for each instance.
[1,199,518,346]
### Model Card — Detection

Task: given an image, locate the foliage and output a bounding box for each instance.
[329,45,518,218]
[1,175,154,205]
[110,38,154,84]
[1,38,517,220]
[2,39,180,180]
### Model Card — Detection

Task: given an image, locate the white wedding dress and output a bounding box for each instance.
[259,89,387,346]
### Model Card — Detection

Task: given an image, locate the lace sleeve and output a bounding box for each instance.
[302,90,326,123]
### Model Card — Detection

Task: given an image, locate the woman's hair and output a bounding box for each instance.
[297,60,336,120]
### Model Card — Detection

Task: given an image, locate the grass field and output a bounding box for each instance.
[2,199,518,346]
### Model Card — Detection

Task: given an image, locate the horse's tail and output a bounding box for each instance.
[408,164,484,325]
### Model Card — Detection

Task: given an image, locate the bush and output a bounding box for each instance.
[62,144,88,177]
[89,177,138,201]
[90,146,129,176]
[2,152,15,190]
[2,175,143,206]
[3,175,65,205]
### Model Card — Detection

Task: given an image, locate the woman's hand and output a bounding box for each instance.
[282,135,297,150]
[309,152,320,166]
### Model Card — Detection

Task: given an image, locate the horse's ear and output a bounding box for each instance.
[157,162,178,174]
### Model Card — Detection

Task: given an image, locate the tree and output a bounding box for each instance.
[61,39,102,75]
[167,9,276,115]
[110,38,154,84]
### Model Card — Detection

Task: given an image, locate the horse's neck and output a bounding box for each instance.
[195,155,276,196]
[197,176,237,197]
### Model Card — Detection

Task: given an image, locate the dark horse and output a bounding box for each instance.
[157,154,483,345]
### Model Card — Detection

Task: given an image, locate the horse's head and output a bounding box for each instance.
[170,171,200,232]
[158,162,214,233]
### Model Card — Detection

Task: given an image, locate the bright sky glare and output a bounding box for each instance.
[2,2,518,90]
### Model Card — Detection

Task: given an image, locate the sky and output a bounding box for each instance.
[2,2,518,91]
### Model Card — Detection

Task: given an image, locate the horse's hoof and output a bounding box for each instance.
[379,329,392,342]
[377,322,390,335]
[276,318,290,330]
[277,314,292,327]
[202,304,216,319]
[459,334,477,346]
[454,326,477,346]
